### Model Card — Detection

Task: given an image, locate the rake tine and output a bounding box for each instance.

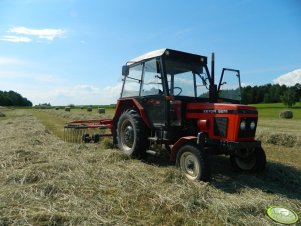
[76,128,79,143]
[77,128,81,143]
[73,129,75,143]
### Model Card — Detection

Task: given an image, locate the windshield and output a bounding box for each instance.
[165,59,210,98]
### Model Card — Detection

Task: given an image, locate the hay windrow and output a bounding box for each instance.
[256,130,301,147]
[0,109,300,225]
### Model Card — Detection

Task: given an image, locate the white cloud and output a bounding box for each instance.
[0,57,24,65]
[0,35,32,43]
[241,82,253,87]
[52,85,100,97]
[0,55,121,105]
[104,82,123,98]
[41,84,120,105]
[273,68,301,86]
[0,69,66,85]
[9,26,66,41]
[0,26,66,43]
[0,80,122,106]
[33,74,66,83]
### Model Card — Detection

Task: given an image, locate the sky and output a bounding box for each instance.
[0,0,300,105]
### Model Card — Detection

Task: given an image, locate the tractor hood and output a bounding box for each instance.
[186,102,258,115]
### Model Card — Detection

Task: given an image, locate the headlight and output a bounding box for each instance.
[240,121,246,130]
[250,121,256,130]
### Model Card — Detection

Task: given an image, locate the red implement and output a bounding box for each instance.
[64,119,113,143]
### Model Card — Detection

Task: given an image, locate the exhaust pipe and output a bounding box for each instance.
[209,52,217,103]
[211,52,215,85]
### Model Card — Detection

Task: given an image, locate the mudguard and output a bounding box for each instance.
[170,136,197,161]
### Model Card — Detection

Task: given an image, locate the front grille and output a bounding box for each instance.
[214,117,228,137]
[238,117,257,138]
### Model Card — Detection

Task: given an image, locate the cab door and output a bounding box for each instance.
[218,68,242,104]
[139,58,167,128]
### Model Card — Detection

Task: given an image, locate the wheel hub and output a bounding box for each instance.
[235,154,256,170]
[121,120,134,150]
[180,152,200,180]
[124,125,133,144]
[187,160,195,170]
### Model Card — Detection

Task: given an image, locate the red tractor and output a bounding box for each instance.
[65,48,266,181]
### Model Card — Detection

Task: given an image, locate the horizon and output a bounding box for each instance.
[1,0,300,105]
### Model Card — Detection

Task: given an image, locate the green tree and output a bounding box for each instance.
[281,89,296,108]
[0,90,32,106]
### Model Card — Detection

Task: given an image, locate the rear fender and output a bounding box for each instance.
[113,98,151,128]
[170,136,197,161]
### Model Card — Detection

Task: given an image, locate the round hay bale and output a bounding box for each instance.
[98,108,105,114]
[87,106,93,112]
[0,111,5,117]
[279,110,293,119]
[55,107,60,110]
[65,107,71,112]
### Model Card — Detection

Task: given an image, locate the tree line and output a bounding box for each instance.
[0,85,300,107]
[241,83,301,107]
[0,90,32,106]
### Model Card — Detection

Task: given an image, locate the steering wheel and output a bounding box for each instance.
[171,87,182,96]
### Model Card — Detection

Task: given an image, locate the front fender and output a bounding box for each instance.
[170,136,197,161]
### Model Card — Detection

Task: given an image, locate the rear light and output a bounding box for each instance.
[170,100,182,126]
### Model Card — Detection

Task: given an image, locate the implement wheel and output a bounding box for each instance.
[176,143,211,181]
[230,147,266,172]
[116,109,147,157]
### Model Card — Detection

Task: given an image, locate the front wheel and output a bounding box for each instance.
[176,143,211,181]
[230,147,266,172]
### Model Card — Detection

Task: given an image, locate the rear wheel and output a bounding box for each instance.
[230,147,266,172]
[116,109,147,157]
[176,143,211,181]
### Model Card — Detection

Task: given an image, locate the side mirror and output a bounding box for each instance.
[122,65,129,76]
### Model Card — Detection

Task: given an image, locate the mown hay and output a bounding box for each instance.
[98,107,105,114]
[279,110,293,119]
[256,131,301,148]
[1,109,300,226]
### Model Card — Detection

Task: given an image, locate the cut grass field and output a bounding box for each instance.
[0,105,301,225]
[252,103,301,147]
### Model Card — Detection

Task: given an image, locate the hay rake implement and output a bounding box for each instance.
[64,119,113,143]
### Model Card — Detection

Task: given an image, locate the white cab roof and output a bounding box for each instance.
[127,48,167,65]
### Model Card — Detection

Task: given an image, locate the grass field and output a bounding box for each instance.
[0,104,301,225]
[252,102,301,119]
[251,103,301,147]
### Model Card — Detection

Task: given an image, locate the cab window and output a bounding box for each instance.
[122,64,142,97]
[141,59,163,96]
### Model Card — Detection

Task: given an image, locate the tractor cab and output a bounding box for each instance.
[120,48,243,129]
